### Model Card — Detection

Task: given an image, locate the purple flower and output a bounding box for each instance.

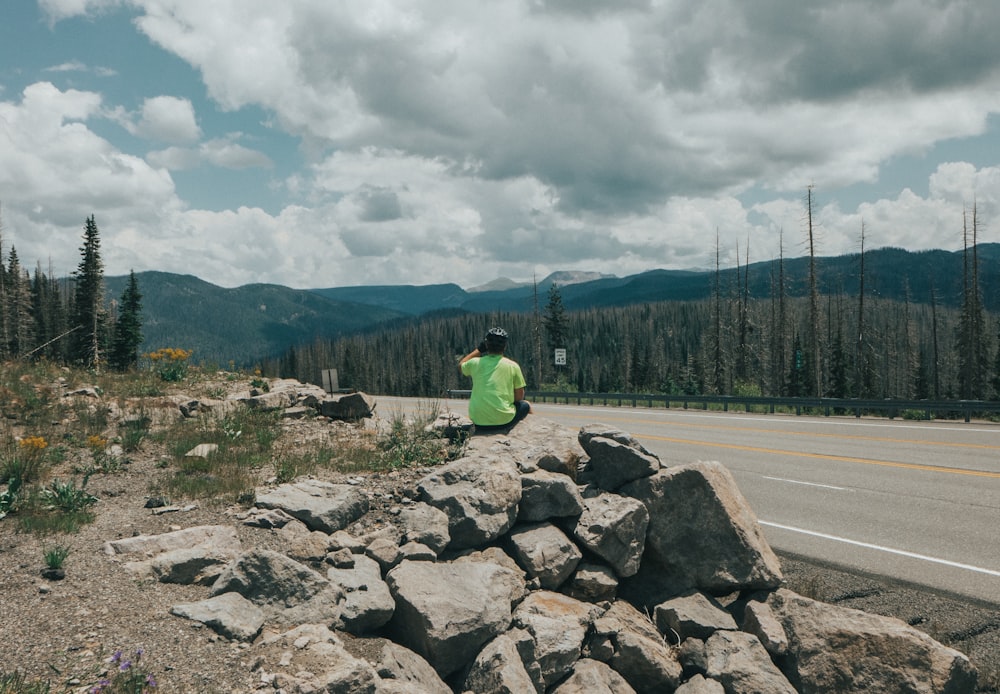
[109,650,123,664]
[146,673,158,687]
[119,659,132,672]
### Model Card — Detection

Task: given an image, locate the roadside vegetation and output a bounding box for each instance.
[0,356,464,692]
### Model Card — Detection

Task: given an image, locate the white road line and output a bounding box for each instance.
[761,521,1000,577]
[762,476,847,491]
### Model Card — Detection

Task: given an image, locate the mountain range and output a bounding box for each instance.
[106,245,1000,366]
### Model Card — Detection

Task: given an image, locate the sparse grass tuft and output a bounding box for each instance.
[0,671,52,694]
[43,545,69,570]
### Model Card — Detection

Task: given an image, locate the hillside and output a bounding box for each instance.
[103,245,1000,367]
[103,272,405,366]
[309,245,1000,315]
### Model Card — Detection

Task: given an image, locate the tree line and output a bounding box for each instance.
[0,213,143,371]
[264,207,998,403]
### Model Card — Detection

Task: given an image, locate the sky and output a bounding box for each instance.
[1,0,999,290]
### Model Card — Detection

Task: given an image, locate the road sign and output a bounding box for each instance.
[554,348,566,366]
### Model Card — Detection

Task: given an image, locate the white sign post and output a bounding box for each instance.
[554,348,567,366]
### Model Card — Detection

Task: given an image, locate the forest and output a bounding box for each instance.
[264,206,998,404]
[3,209,996,405]
[0,215,143,372]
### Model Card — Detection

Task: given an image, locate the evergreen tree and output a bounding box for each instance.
[0,210,8,360]
[5,247,34,357]
[31,262,69,362]
[542,283,568,376]
[69,215,107,368]
[787,333,808,397]
[109,270,143,371]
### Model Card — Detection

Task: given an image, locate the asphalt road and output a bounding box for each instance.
[378,395,1000,606]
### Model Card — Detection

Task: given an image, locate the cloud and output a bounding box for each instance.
[147,137,272,171]
[44,60,88,72]
[0,81,179,270]
[13,0,1000,289]
[128,95,202,143]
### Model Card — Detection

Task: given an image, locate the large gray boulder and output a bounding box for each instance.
[170,592,265,642]
[674,674,725,694]
[507,522,582,589]
[588,600,683,693]
[467,416,584,477]
[367,640,451,694]
[103,524,241,558]
[462,628,541,694]
[210,549,344,626]
[578,424,656,457]
[705,630,797,693]
[255,479,369,534]
[385,560,523,678]
[550,658,638,694]
[569,492,648,578]
[513,590,602,689]
[106,525,243,586]
[417,456,522,549]
[326,554,395,634]
[579,435,661,491]
[398,502,451,554]
[654,590,738,641]
[319,391,376,419]
[621,461,782,594]
[518,469,585,522]
[564,561,619,603]
[766,588,978,693]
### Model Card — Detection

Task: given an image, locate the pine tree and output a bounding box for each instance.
[109,270,143,371]
[69,215,107,369]
[0,205,8,360]
[6,247,34,357]
[542,283,568,369]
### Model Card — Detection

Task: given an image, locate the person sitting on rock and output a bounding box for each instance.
[459,327,531,431]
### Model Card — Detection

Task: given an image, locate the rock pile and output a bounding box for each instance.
[103,389,977,693]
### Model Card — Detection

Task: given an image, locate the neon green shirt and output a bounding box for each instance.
[461,354,527,426]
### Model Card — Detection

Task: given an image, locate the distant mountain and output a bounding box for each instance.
[104,272,405,366]
[104,245,1000,366]
[309,283,468,315]
[467,270,616,293]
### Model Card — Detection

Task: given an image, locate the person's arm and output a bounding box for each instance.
[514,386,525,402]
[459,348,482,368]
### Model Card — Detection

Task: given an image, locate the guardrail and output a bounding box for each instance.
[444,390,1000,423]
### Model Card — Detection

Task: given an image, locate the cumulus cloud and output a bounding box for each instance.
[147,136,272,170]
[131,95,202,143]
[11,0,1000,289]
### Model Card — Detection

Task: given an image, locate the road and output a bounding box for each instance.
[377,396,1000,606]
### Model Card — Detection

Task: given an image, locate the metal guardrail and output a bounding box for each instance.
[444,390,1000,423]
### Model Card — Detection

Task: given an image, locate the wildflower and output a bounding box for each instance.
[109,650,123,664]
[146,673,157,687]
[18,436,48,451]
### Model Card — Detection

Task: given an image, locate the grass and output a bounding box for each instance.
[43,545,69,570]
[0,672,51,694]
[1,360,460,538]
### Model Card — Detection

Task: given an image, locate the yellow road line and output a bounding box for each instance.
[634,433,1000,479]
[544,410,1000,452]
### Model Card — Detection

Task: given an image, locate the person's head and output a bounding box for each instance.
[484,327,508,354]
